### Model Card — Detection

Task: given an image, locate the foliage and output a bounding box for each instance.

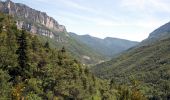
[16,29,31,79]
[0,70,11,99]
[92,33,170,99]
[0,13,147,100]
[70,32,138,58]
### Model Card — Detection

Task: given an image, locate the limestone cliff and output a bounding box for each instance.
[0,0,67,39]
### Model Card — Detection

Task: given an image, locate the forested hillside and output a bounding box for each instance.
[0,13,147,100]
[92,33,170,99]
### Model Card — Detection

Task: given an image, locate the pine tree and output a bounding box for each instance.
[16,30,30,79]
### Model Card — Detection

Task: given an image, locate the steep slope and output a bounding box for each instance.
[149,21,170,39]
[92,22,170,99]
[0,0,66,38]
[70,32,138,57]
[139,21,170,46]
[0,0,105,65]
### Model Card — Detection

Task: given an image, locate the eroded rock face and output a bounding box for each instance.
[0,0,67,39]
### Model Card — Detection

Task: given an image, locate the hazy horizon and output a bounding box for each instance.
[10,0,170,41]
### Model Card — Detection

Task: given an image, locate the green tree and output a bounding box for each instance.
[16,30,30,79]
[0,70,11,99]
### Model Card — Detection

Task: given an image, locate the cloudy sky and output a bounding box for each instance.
[11,0,170,41]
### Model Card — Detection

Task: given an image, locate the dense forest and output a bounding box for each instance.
[0,13,147,100]
[92,33,170,99]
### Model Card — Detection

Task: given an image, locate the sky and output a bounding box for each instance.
[10,0,170,41]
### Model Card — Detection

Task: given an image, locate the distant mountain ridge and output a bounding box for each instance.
[69,32,138,57]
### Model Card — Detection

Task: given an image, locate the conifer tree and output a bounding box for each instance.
[16,30,30,79]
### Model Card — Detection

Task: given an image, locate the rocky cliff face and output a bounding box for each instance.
[0,0,67,39]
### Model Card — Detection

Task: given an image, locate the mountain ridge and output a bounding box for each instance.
[69,32,138,58]
[138,21,170,47]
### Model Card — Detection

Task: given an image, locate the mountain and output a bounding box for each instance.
[139,21,170,47]
[0,12,147,100]
[91,22,170,99]
[0,0,66,38]
[0,0,105,65]
[148,21,170,39]
[0,0,139,64]
[70,32,138,58]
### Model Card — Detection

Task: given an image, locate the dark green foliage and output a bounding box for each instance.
[92,35,170,99]
[0,13,109,100]
[16,30,30,79]
[0,70,12,99]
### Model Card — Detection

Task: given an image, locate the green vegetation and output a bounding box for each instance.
[0,0,105,65]
[14,9,105,65]
[69,32,138,58]
[92,35,170,99]
[34,29,105,66]
[0,13,146,100]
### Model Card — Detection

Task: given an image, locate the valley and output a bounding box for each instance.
[0,0,170,100]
